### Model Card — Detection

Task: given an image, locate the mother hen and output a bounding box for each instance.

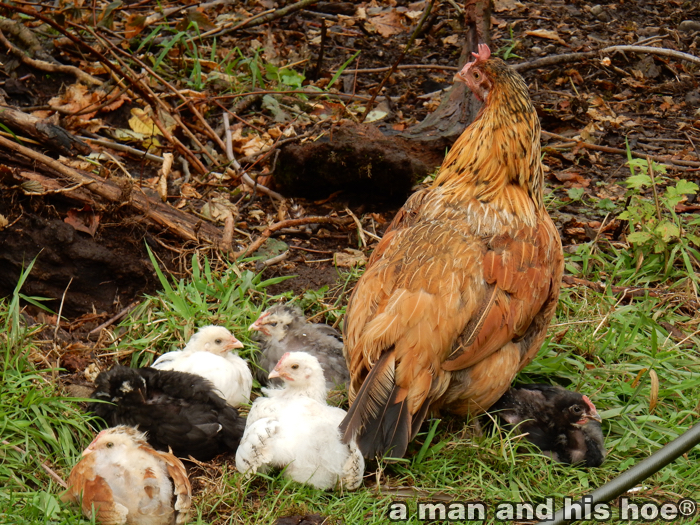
[340,44,564,458]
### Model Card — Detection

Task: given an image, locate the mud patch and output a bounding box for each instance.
[0,213,158,317]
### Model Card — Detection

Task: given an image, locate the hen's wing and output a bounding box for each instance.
[341,188,563,458]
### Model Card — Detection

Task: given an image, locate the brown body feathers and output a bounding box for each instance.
[339,44,564,458]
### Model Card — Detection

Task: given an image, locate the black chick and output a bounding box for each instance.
[488,384,606,467]
[88,365,245,461]
[249,304,349,389]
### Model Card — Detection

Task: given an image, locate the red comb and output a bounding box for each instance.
[471,43,491,62]
[582,395,596,413]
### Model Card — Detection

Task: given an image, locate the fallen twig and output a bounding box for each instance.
[205,0,319,39]
[338,64,459,75]
[222,113,285,202]
[0,27,101,85]
[542,130,700,170]
[234,216,350,258]
[0,134,221,242]
[89,301,140,336]
[515,44,700,73]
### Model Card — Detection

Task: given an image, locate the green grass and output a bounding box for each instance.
[1,242,699,525]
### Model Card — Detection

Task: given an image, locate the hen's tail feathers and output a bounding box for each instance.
[339,349,414,459]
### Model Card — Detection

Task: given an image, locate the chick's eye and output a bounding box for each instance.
[215,339,222,344]
[270,322,278,327]
[106,442,114,448]
[291,364,299,370]
[571,406,582,414]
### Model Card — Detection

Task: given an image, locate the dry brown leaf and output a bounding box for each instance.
[49,83,99,120]
[125,13,147,39]
[493,0,518,12]
[334,248,367,268]
[369,11,406,38]
[525,29,565,44]
[64,207,100,237]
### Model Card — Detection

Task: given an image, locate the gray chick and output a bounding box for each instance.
[249,304,349,390]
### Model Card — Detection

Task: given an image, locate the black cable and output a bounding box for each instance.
[538,422,700,525]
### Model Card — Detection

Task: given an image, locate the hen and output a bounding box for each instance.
[61,426,191,525]
[250,304,348,389]
[488,384,606,467]
[152,325,253,407]
[235,352,364,491]
[340,44,564,458]
[88,365,245,461]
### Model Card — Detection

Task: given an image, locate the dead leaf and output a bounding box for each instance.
[49,83,99,120]
[554,170,591,187]
[125,13,147,39]
[494,0,518,11]
[442,35,460,47]
[334,248,367,268]
[0,214,8,230]
[64,207,100,237]
[525,29,565,45]
[369,11,405,38]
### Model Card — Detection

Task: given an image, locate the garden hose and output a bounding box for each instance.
[538,422,700,524]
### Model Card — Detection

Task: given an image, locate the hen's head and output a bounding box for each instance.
[556,392,602,427]
[249,304,302,342]
[185,325,243,355]
[82,425,148,457]
[454,43,494,102]
[268,351,323,385]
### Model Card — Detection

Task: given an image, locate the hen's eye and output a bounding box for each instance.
[473,72,480,80]
[291,364,299,370]
[106,442,114,448]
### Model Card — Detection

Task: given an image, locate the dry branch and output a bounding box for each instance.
[0,134,221,243]
[514,45,700,73]
[543,131,700,170]
[0,105,90,155]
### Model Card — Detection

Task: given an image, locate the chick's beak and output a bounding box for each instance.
[226,335,244,350]
[577,412,602,425]
[249,312,270,334]
[268,367,292,381]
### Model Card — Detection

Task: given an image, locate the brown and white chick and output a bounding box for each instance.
[235,352,364,491]
[152,325,252,407]
[62,426,191,525]
[249,304,348,390]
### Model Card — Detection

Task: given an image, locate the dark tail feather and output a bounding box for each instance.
[339,349,412,459]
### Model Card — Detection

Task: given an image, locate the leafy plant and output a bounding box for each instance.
[618,140,700,281]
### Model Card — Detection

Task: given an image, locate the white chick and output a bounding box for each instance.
[235,352,364,491]
[61,426,191,525]
[152,325,252,407]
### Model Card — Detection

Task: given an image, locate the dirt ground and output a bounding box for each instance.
[0,0,698,326]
